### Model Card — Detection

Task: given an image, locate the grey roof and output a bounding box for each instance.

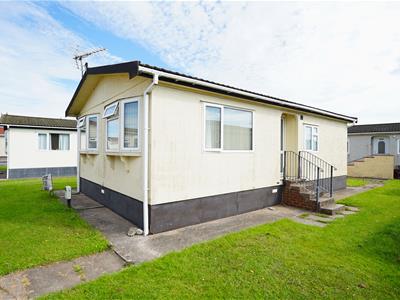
[0,114,76,129]
[348,122,400,134]
[66,60,357,122]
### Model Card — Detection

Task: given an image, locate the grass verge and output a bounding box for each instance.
[43,180,400,299]
[0,177,109,276]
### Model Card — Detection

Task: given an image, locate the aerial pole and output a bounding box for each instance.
[73,47,106,76]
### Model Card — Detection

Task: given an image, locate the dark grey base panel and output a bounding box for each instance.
[79,177,283,234]
[150,185,283,233]
[80,177,143,229]
[333,175,347,191]
[8,166,76,179]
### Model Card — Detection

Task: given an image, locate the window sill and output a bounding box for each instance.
[80,151,99,155]
[106,151,141,157]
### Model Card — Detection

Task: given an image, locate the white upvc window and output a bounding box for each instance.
[78,116,87,151]
[304,124,319,151]
[398,139,400,155]
[103,102,119,119]
[87,115,98,151]
[204,103,253,151]
[38,133,48,150]
[103,102,120,152]
[38,133,70,150]
[121,98,140,151]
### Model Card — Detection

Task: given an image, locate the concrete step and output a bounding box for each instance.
[318,197,335,208]
[319,204,345,215]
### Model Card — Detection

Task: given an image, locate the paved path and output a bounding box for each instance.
[0,251,125,299]
[0,184,377,299]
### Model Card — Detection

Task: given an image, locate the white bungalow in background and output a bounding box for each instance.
[0,114,77,179]
[66,61,357,235]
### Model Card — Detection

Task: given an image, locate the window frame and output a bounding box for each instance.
[103,102,119,119]
[120,98,140,152]
[203,102,254,153]
[56,133,70,151]
[38,133,48,151]
[38,132,70,151]
[398,139,400,155]
[86,114,99,151]
[77,117,86,128]
[78,117,87,152]
[303,124,319,152]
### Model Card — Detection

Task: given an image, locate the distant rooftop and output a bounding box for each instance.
[0,114,76,129]
[348,122,400,134]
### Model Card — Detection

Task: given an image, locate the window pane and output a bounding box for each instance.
[312,135,318,151]
[304,126,312,150]
[38,134,47,150]
[51,134,60,150]
[80,126,86,150]
[223,108,252,150]
[59,134,70,150]
[124,101,138,149]
[88,116,97,149]
[107,119,119,151]
[205,106,221,149]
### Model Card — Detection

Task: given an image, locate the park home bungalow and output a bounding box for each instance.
[0,114,77,179]
[66,61,357,235]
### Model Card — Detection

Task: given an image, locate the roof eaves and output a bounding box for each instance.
[138,63,357,123]
[65,61,140,117]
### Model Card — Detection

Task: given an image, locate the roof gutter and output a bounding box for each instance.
[138,65,357,123]
[0,124,76,130]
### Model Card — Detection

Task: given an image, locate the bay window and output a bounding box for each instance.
[204,103,253,151]
[103,98,139,152]
[304,124,318,151]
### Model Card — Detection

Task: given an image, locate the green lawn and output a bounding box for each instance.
[0,165,6,172]
[0,177,109,276]
[347,177,368,187]
[44,180,400,299]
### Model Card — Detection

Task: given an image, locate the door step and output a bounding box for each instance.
[319,204,345,215]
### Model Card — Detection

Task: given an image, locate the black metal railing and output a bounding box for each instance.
[299,151,336,198]
[283,151,336,204]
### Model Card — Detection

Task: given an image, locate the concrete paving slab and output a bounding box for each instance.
[290,216,326,227]
[0,251,125,299]
[334,184,382,201]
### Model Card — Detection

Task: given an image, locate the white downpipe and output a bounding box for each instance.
[143,73,159,236]
[76,121,80,193]
[5,125,9,180]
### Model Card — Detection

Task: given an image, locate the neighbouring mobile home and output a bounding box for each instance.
[347,122,400,179]
[66,61,357,235]
[0,114,77,179]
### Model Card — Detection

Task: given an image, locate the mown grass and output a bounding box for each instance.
[0,177,109,276]
[0,165,6,172]
[347,177,368,187]
[44,180,400,299]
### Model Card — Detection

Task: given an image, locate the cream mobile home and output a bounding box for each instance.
[66,61,357,235]
[0,114,77,179]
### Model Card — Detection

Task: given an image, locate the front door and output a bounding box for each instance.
[280,116,286,177]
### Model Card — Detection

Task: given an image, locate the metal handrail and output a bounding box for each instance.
[299,151,337,171]
[284,150,335,209]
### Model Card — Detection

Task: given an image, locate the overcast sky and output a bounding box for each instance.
[0,1,399,124]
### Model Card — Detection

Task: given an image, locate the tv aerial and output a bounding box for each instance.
[73,47,106,76]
